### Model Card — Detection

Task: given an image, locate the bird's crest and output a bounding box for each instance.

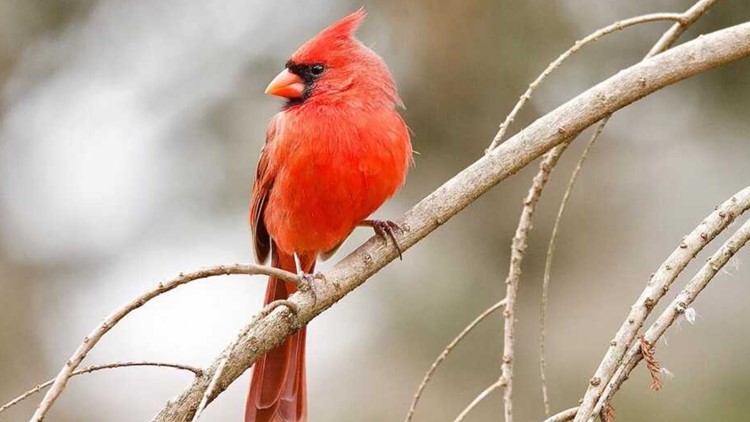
[291,8,367,63]
[318,8,367,41]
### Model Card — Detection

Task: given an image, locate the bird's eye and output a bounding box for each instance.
[309,64,325,76]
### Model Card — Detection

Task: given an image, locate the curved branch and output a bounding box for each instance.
[646,0,720,57]
[453,380,503,422]
[486,13,683,151]
[539,119,606,414]
[191,355,229,422]
[500,142,569,422]
[151,23,750,421]
[573,185,750,421]
[591,217,750,419]
[543,407,578,422]
[30,264,298,422]
[2,361,201,414]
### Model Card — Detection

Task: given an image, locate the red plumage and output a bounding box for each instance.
[246,9,411,422]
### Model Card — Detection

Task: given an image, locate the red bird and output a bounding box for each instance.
[246,9,412,422]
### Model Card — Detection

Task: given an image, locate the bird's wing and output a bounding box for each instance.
[250,114,281,264]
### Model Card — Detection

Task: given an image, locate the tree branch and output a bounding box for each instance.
[149,22,750,421]
[573,185,750,421]
[2,361,201,415]
[538,121,605,415]
[453,380,504,422]
[486,12,683,152]
[646,0,721,57]
[591,217,750,419]
[544,407,578,422]
[499,142,569,422]
[30,264,298,422]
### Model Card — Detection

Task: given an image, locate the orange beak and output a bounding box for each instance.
[265,69,305,99]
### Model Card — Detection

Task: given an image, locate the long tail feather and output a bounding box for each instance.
[245,249,312,422]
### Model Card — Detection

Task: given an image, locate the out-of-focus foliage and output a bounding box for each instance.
[1,1,749,421]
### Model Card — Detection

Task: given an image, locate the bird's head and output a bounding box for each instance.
[265,8,401,109]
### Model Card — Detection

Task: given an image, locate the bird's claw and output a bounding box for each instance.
[297,272,324,307]
[362,219,405,260]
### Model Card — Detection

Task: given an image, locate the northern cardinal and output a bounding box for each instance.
[245,9,412,422]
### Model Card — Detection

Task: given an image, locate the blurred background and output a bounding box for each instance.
[1,1,749,421]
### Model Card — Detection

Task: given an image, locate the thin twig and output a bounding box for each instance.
[501,143,570,422]
[30,264,298,422]
[403,299,507,422]
[1,361,202,414]
[192,355,229,421]
[453,380,503,422]
[486,13,684,152]
[543,407,579,422]
[646,0,720,57]
[151,24,750,420]
[592,217,750,419]
[539,118,607,415]
[575,184,750,421]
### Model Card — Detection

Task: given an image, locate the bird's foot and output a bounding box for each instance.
[297,271,325,307]
[360,219,405,260]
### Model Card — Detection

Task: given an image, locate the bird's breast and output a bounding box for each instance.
[264,108,411,256]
